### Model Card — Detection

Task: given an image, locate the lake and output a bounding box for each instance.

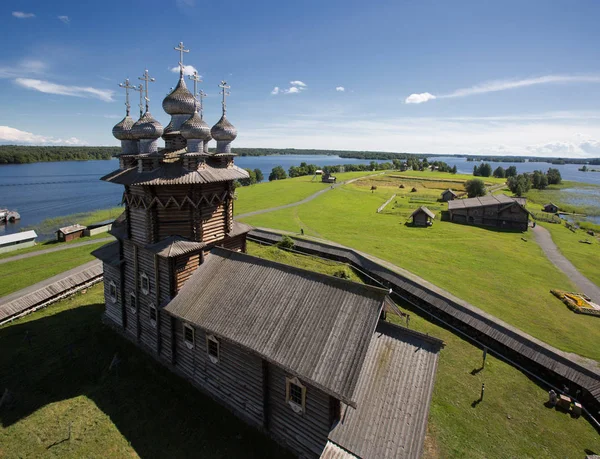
[0,155,379,236]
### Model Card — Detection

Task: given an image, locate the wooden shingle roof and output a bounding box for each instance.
[410,206,435,219]
[163,247,391,405]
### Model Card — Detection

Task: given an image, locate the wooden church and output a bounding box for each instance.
[93,43,443,459]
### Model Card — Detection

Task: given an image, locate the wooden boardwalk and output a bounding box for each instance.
[0,260,103,325]
[248,228,600,417]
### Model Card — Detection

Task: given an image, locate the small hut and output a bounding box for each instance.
[410,206,435,227]
[411,187,417,193]
[56,224,86,242]
[543,202,559,213]
[322,172,336,184]
[441,189,457,202]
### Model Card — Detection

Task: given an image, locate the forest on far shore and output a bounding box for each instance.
[0,146,119,164]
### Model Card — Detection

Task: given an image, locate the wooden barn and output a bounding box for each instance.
[543,202,559,213]
[448,194,530,231]
[321,172,336,184]
[56,224,86,242]
[440,189,457,202]
[93,48,443,459]
[410,206,435,227]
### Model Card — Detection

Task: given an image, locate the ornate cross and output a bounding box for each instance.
[174,41,189,73]
[188,71,202,113]
[118,78,135,116]
[198,89,206,119]
[138,69,155,112]
[219,80,230,115]
[132,84,144,118]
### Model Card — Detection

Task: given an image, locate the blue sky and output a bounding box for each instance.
[1,0,600,157]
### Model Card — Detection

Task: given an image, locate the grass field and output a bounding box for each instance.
[0,232,112,261]
[0,285,291,458]
[240,174,600,361]
[390,169,506,185]
[233,171,381,216]
[0,241,107,297]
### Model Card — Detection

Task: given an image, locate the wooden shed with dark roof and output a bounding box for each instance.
[56,224,86,242]
[543,202,559,213]
[440,188,457,202]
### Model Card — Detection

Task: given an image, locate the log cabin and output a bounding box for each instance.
[93,43,443,459]
[447,194,531,231]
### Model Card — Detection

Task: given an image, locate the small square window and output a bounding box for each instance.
[108,281,117,303]
[206,335,220,363]
[149,305,157,327]
[286,376,306,414]
[140,273,150,295]
[129,292,137,313]
[183,323,195,349]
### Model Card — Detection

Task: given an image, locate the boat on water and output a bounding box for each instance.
[0,209,20,224]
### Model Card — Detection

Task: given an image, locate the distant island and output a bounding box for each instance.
[1,145,599,165]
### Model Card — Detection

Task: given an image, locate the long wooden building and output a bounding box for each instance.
[93,43,443,458]
[447,194,530,231]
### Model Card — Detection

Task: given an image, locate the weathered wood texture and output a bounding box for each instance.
[103,265,123,326]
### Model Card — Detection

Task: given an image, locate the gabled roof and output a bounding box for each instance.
[145,236,206,258]
[328,321,443,459]
[448,194,527,210]
[0,230,37,245]
[91,241,122,267]
[410,206,435,219]
[163,247,391,405]
[442,189,457,196]
[57,224,86,235]
[101,161,248,186]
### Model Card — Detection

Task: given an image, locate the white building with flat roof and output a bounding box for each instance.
[0,230,38,254]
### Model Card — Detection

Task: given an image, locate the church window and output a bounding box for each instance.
[108,280,117,303]
[286,376,306,414]
[140,273,150,294]
[183,323,195,349]
[206,335,220,363]
[149,304,157,327]
[129,292,137,313]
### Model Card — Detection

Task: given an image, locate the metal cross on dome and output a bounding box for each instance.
[138,69,156,112]
[219,80,230,115]
[188,71,204,115]
[174,41,189,74]
[118,78,136,116]
[132,84,144,118]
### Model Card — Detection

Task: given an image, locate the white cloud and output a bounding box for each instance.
[580,139,600,155]
[285,87,300,94]
[12,11,35,19]
[0,59,46,79]
[15,78,115,102]
[335,86,345,92]
[170,65,198,76]
[405,74,600,104]
[271,86,280,95]
[290,80,306,87]
[526,141,578,156]
[405,92,436,104]
[0,126,86,145]
[58,15,70,24]
[271,80,307,95]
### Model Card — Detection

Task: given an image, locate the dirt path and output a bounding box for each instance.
[532,225,600,303]
[236,173,383,219]
[0,237,113,265]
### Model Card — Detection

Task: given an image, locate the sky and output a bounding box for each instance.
[1,0,600,157]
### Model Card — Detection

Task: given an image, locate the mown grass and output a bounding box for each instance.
[390,169,506,185]
[26,206,123,240]
[240,176,600,361]
[0,285,291,458]
[233,171,381,216]
[244,244,600,458]
[0,241,107,297]
[0,232,113,261]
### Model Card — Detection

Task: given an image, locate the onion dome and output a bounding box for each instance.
[181,112,211,140]
[210,115,237,142]
[112,115,136,141]
[162,75,196,115]
[131,112,164,140]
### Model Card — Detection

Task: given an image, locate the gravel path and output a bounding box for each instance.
[532,225,600,303]
[236,173,383,219]
[0,237,113,265]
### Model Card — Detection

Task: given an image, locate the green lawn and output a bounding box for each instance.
[243,244,600,458]
[0,241,107,297]
[0,285,290,458]
[0,232,113,261]
[390,169,506,185]
[234,171,382,216]
[240,176,600,361]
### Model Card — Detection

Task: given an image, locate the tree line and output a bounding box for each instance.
[0,146,118,164]
[465,167,562,198]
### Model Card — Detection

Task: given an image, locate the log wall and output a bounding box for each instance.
[103,264,123,327]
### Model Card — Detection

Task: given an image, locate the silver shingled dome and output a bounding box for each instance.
[112,115,136,141]
[162,76,196,115]
[210,115,237,142]
[131,112,164,140]
[181,112,211,140]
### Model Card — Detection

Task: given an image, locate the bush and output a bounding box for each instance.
[277,235,295,249]
[254,168,264,182]
[547,168,562,185]
[465,179,486,197]
[332,267,351,280]
[269,166,287,181]
[493,166,506,178]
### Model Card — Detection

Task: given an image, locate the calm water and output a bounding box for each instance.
[0,155,379,236]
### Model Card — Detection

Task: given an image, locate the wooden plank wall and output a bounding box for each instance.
[175,254,200,293]
[103,265,123,327]
[268,364,331,458]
